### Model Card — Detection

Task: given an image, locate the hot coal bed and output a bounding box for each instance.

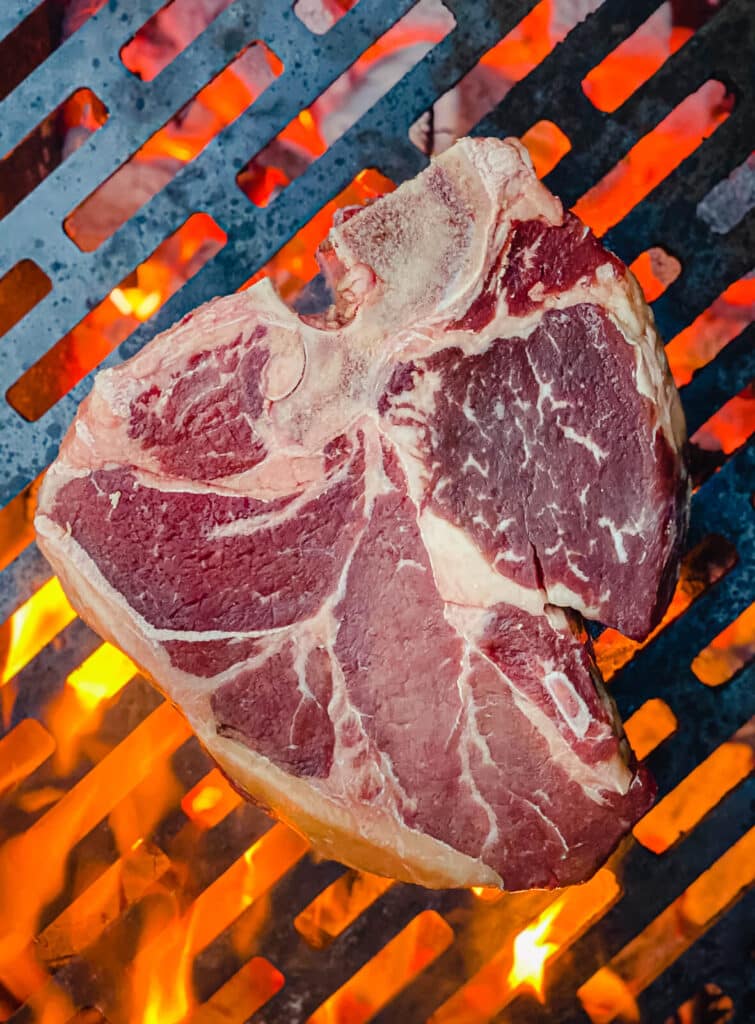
[0,2,753,1023]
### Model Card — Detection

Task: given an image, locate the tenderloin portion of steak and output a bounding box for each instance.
[36,138,688,889]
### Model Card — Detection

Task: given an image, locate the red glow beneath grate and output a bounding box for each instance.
[582,2,694,114]
[7,214,226,422]
[573,80,733,236]
[629,247,682,303]
[666,275,755,388]
[691,385,755,462]
[239,0,455,207]
[67,43,282,252]
[0,3,751,1021]
[121,0,238,82]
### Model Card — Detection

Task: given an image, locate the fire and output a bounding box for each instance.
[295,869,395,950]
[0,578,76,686]
[0,6,750,1021]
[8,214,226,422]
[181,767,242,829]
[67,642,136,710]
[109,286,162,321]
[131,904,196,1024]
[45,642,136,775]
[471,884,504,903]
[241,844,258,910]
[507,902,560,1001]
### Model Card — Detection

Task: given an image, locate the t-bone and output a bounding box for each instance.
[36,138,688,889]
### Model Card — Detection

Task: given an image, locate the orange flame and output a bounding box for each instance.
[67,643,136,710]
[1,12,751,1023]
[507,902,560,1001]
[295,869,394,950]
[0,579,76,686]
[45,642,136,775]
[131,903,196,1024]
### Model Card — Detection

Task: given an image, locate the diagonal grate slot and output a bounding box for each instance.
[0,1,752,1021]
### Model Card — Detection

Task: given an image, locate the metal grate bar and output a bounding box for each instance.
[636,890,755,1022]
[258,884,466,1023]
[604,112,755,261]
[0,0,166,154]
[0,0,539,506]
[650,212,754,342]
[686,438,754,545]
[193,856,347,1004]
[681,323,755,436]
[615,558,754,697]
[639,665,753,804]
[0,0,420,358]
[474,0,663,142]
[0,0,42,40]
[496,781,753,1023]
[544,0,750,206]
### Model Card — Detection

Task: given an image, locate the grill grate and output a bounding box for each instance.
[0,1,753,1022]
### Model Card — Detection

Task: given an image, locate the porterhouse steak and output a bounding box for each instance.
[36,138,688,889]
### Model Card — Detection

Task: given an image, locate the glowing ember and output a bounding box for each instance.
[519,120,571,178]
[692,603,755,686]
[623,698,678,762]
[507,902,560,1001]
[628,247,681,303]
[109,286,162,321]
[0,4,749,1021]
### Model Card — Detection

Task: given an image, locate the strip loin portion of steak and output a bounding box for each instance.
[36,138,688,889]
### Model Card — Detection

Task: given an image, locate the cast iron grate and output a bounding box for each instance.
[0,1,753,1022]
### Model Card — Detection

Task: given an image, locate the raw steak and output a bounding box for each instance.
[36,138,688,889]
